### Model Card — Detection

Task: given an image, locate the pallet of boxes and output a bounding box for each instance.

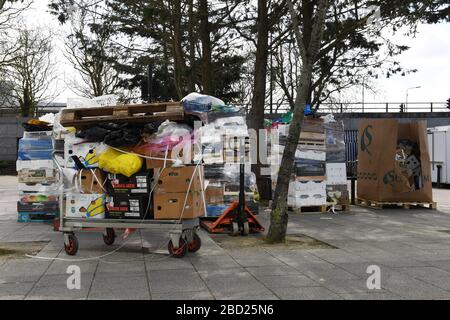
[356,119,436,210]
[16,124,59,223]
[271,116,349,213]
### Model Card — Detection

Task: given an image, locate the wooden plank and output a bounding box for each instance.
[299,132,326,141]
[356,198,437,210]
[60,102,184,127]
[295,176,326,182]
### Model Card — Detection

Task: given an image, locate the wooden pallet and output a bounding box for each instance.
[288,205,328,214]
[289,204,350,214]
[17,212,56,223]
[298,140,326,151]
[299,132,326,141]
[356,198,437,210]
[60,102,184,127]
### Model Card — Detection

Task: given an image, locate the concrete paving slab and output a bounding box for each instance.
[270,286,341,300]
[152,291,214,300]
[148,269,208,294]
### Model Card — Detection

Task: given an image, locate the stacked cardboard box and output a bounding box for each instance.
[16,132,60,221]
[66,168,106,219]
[152,165,205,220]
[106,171,153,219]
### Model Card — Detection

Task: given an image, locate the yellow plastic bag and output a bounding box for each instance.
[116,154,143,177]
[98,148,143,177]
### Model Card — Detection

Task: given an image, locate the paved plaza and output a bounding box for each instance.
[1,176,450,300]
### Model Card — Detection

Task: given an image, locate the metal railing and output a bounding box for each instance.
[249,101,449,114]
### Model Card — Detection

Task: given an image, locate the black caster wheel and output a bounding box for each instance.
[64,234,79,256]
[103,228,116,245]
[168,238,187,258]
[187,233,202,252]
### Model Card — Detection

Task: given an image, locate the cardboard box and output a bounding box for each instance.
[326,163,347,185]
[64,141,101,168]
[77,169,107,194]
[18,182,59,192]
[16,160,57,184]
[301,118,324,133]
[295,160,326,176]
[289,180,326,193]
[17,137,53,160]
[145,146,193,169]
[65,193,106,219]
[153,192,205,220]
[288,190,327,207]
[19,191,59,203]
[106,195,151,219]
[17,201,59,213]
[357,120,433,202]
[155,166,203,193]
[107,171,153,195]
[205,185,225,204]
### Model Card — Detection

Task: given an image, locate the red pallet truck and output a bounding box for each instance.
[200,138,264,235]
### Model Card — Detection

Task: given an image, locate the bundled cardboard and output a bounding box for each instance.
[357,119,433,202]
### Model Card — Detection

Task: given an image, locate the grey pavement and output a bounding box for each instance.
[2,175,450,299]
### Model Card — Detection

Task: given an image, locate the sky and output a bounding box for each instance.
[19,0,450,105]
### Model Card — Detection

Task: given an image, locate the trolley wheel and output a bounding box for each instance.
[103,228,116,246]
[242,221,250,236]
[187,233,202,252]
[168,238,187,258]
[64,234,79,256]
[231,222,239,236]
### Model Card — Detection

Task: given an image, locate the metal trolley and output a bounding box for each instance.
[59,217,201,258]
[52,135,202,258]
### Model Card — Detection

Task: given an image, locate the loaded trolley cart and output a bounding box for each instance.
[53,153,202,258]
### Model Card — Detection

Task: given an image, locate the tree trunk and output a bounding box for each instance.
[266,0,329,243]
[171,0,186,99]
[198,0,213,95]
[187,0,196,93]
[249,0,269,199]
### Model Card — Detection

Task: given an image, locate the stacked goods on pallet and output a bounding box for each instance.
[198,111,258,218]
[203,164,258,217]
[357,119,434,208]
[16,130,59,222]
[269,116,349,212]
[289,118,327,209]
[324,120,349,208]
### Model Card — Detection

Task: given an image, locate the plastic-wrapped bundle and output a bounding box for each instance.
[18,137,54,160]
[324,121,346,163]
[182,92,225,112]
